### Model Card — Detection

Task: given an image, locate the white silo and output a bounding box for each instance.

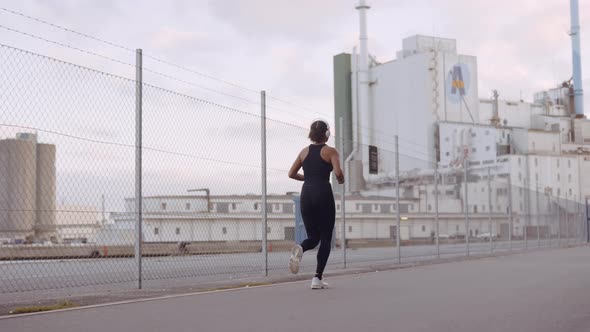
[0,138,37,239]
[35,143,57,240]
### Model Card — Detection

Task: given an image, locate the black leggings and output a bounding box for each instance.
[299,183,335,277]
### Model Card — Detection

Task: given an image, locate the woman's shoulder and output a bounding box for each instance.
[298,146,310,161]
[321,145,338,153]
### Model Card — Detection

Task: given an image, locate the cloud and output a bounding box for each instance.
[207,0,350,44]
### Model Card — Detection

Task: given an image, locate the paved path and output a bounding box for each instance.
[0,239,567,294]
[1,246,589,332]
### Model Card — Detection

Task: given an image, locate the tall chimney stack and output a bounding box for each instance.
[570,0,584,117]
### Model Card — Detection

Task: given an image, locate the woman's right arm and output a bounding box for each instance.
[288,152,305,181]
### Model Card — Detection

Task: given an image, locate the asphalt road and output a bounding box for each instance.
[1,245,589,332]
[0,239,580,295]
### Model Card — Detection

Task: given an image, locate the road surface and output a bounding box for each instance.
[0,239,569,294]
[1,246,589,332]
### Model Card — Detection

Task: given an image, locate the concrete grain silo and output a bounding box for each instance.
[35,143,57,240]
[0,138,37,240]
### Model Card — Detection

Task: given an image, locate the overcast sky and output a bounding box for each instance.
[2,0,588,117]
[0,0,588,210]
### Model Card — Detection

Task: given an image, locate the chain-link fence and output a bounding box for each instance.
[1,41,589,294]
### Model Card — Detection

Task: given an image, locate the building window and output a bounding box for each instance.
[267,227,271,234]
[568,160,572,168]
[161,203,167,210]
[356,204,361,210]
[473,205,478,213]
[254,203,259,210]
[482,205,486,212]
[568,174,572,183]
[445,137,450,142]
[534,158,538,167]
[336,204,340,211]
[186,203,191,210]
[222,227,227,235]
[471,133,476,138]
[557,174,560,181]
[446,152,450,157]
[456,225,460,232]
[175,227,180,235]
[532,142,536,149]
[518,158,521,166]
[421,225,426,232]
[569,188,573,196]
[486,146,490,151]
[472,147,477,153]
[518,173,522,181]
[557,188,561,196]
[428,204,432,211]
[485,130,490,135]
[557,160,560,168]
[154,227,159,235]
[232,203,237,210]
[348,226,352,232]
[374,204,378,210]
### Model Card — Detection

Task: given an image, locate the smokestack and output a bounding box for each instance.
[356,0,372,181]
[357,0,369,76]
[570,0,584,117]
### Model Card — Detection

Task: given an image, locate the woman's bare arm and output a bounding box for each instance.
[288,153,305,181]
[330,148,345,184]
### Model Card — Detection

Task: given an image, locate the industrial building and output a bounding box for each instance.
[0,133,57,243]
[106,193,508,244]
[332,0,588,239]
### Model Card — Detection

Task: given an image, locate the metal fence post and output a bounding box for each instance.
[523,156,531,250]
[435,163,440,259]
[508,177,513,251]
[565,193,570,247]
[134,49,143,290]
[464,159,469,257]
[340,117,346,268]
[546,193,551,247]
[396,136,401,264]
[584,198,590,243]
[558,196,562,246]
[536,183,540,248]
[261,91,268,276]
[487,167,493,253]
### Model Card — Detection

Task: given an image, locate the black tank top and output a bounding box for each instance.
[302,144,333,185]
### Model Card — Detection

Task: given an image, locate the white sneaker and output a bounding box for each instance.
[288,245,303,274]
[311,277,329,289]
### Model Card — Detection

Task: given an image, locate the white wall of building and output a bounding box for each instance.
[358,35,480,181]
[438,122,497,167]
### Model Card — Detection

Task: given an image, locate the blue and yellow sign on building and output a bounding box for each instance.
[446,63,470,104]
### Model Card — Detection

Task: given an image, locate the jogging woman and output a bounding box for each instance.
[287,119,344,289]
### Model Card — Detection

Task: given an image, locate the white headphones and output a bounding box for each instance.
[312,119,331,139]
